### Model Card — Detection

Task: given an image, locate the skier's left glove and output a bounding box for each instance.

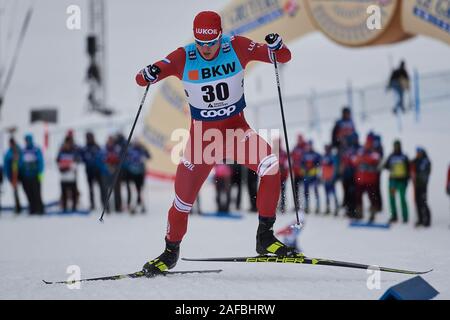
[141,64,161,83]
[265,33,283,51]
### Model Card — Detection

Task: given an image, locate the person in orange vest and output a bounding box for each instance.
[353,136,382,222]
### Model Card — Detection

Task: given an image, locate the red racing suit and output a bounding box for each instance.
[136,35,291,242]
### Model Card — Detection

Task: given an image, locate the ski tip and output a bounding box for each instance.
[42,280,52,284]
[420,269,434,274]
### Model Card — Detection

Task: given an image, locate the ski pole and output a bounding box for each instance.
[270,51,303,228]
[99,84,151,222]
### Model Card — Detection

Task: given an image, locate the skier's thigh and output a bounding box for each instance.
[173,161,213,204]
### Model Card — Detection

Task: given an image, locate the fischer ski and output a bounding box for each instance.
[43,269,222,285]
[182,254,432,275]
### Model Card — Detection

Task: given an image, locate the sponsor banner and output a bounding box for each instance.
[304,0,400,46]
[402,0,450,44]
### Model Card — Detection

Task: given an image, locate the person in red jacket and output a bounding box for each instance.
[353,136,382,222]
[136,11,293,277]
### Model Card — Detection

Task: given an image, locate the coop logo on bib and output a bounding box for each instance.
[200,105,236,118]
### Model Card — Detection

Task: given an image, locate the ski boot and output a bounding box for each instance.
[142,239,180,277]
[256,217,298,256]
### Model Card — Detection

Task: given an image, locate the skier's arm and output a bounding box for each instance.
[231,35,291,68]
[135,48,186,86]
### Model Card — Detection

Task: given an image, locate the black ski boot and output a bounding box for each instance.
[256,217,297,256]
[142,239,180,277]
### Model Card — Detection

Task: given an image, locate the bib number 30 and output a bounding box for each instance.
[201,83,229,103]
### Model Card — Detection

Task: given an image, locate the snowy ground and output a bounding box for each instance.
[1,182,449,300]
[1,84,450,301]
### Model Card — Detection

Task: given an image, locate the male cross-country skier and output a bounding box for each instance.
[135,11,294,277]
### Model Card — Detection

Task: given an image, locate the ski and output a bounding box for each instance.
[182,255,432,275]
[43,269,222,285]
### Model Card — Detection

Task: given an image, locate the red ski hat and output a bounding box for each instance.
[193,11,222,42]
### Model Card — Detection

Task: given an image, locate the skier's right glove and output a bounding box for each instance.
[141,64,161,83]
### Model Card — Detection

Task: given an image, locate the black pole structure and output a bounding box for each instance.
[271,51,303,228]
[99,84,150,222]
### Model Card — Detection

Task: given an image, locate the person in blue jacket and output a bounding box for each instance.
[80,132,106,210]
[3,137,23,214]
[301,141,322,214]
[124,140,151,214]
[20,134,44,214]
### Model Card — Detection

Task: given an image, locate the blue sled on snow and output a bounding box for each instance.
[201,211,243,220]
[349,220,390,229]
[46,209,91,216]
[0,200,60,212]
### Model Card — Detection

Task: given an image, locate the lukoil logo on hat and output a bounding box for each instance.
[193,11,222,42]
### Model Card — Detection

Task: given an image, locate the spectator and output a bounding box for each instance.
[340,132,359,218]
[102,136,122,212]
[246,167,258,213]
[387,60,410,114]
[368,131,384,214]
[20,134,44,215]
[214,163,232,213]
[411,147,432,227]
[447,164,450,197]
[81,132,106,210]
[63,129,81,205]
[353,137,382,222]
[3,138,23,214]
[384,140,410,224]
[56,137,80,212]
[301,140,321,214]
[321,144,339,216]
[124,141,150,214]
[331,107,357,152]
[291,134,306,211]
[230,163,242,211]
[0,162,3,212]
[114,133,127,211]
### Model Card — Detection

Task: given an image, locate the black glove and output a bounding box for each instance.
[141,64,161,83]
[265,33,283,51]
